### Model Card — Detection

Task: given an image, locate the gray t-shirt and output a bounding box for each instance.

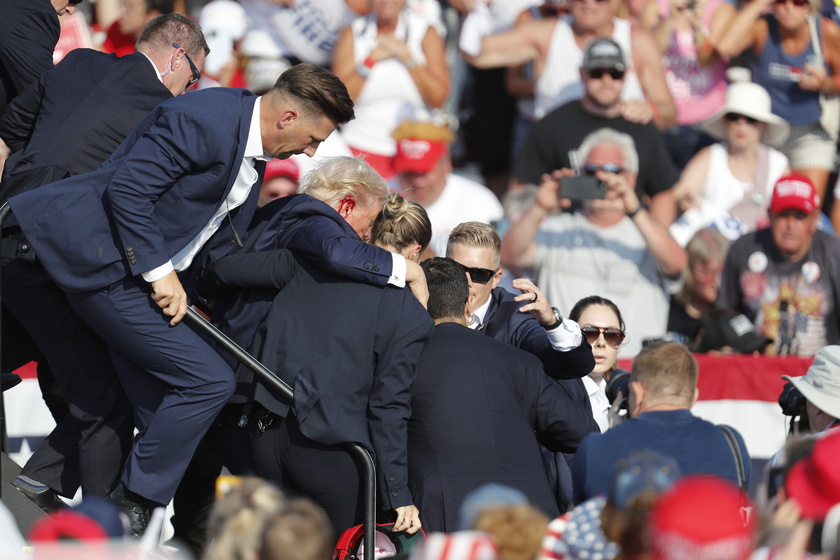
[717,228,840,356]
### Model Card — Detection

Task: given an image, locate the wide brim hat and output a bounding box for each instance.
[701,82,790,148]
[781,345,840,419]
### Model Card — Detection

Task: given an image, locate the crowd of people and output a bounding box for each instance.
[2,0,840,559]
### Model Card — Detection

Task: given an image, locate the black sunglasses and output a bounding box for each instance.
[588,68,625,80]
[459,264,498,284]
[581,326,625,348]
[724,113,759,125]
[173,43,201,88]
[584,163,624,175]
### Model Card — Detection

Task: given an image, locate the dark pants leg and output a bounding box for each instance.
[3,260,132,498]
[251,414,363,538]
[66,276,236,505]
[169,438,222,559]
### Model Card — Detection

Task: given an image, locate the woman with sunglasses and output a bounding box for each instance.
[717,0,840,203]
[567,295,627,433]
[669,81,791,244]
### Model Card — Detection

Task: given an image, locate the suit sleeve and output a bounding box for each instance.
[207,249,297,293]
[280,214,394,286]
[571,434,597,504]
[0,72,46,152]
[103,108,226,275]
[511,317,594,379]
[1,8,58,103]
[367,297,434,509]
[532,365,600,453]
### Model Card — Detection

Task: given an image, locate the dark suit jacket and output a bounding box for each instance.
[0,0,59,112]
[9,88,262,293]
[483,287,594,379]
[211,248,434,510]
[408,323,600,532]
[0,49,173,201]
[208,194,397,352]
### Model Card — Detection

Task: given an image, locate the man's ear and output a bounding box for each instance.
[692,387,699,407]
[278,108,298,129]
[629,380,644,418]
[490,267,503,290]
[337,196,357,217]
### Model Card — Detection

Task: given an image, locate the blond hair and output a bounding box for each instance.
[446,222,502,267]
[302,156,388,210]
[370,192,432,253]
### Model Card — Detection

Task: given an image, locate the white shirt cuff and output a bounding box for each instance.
[546,318,583,351]
[388,253,407,288]
[142,261,175,283]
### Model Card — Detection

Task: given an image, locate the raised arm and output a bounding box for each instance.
[627,26,677,129]
[461,18,553,69]
[715,0,771,59]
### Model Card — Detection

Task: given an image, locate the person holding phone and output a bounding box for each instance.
[502,128,687,357]
[716,0,840,204]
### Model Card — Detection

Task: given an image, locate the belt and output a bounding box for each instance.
[0,228,38,265]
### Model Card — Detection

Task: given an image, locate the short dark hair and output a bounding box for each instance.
[137,13,209,57]
[145,0,175,13]
[422,257,469,321]
[272,64,355,126]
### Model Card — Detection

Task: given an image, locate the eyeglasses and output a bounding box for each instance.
[588,68,625,80]
[774,0,809,7]
[581,326,625,348]
[724,113,759,125]
[173,43,201,88]
[459,264,498,284]
[584,163,624,175]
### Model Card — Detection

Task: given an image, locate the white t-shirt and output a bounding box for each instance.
[534,212,680,357]
[420,173,503,257]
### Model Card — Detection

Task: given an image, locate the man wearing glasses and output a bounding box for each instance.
[461,0,675,129]
[502,128,687,357]
[0,0,84,112]
[511,39,679,226]
[446,221,595,381]
[0,13,207,521]
[6,63,354,536]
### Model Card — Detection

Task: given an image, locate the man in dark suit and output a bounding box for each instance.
[0,14,207,516]
[0,0,82,112]
[409,257,599,532]
[6,63,354,535]
[207,157,433,538]
[445,221,593,380]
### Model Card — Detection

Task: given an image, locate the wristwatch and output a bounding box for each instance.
[544,307,564,330]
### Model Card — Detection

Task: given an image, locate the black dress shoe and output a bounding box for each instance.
[12,478,64,512]
[107,483,150,537]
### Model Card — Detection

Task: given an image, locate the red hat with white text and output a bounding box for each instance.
[770,174,820,215]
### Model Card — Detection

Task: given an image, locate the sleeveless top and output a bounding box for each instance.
[750,15,822,126]
[663,0,728,125]
[534,18,645,119]
[341,11,431,156]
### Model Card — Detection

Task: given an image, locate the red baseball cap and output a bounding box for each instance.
[649,476,754,560]
[785,430,840,520]
[264,158,300,183]
[394,139,447,174]
[770,174,820,215]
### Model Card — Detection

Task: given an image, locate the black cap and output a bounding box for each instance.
[582,38,627,71]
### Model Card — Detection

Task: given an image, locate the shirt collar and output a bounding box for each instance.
[582,375,606,398]
[246,97,269,160]
[472,297,492,325]
[139,52,165,84]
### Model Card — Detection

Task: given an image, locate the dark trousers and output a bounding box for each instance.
[66,276,236,505]
[2,260,132,497]
[251,413,364,538]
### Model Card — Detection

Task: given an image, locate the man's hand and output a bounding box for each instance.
[536,169,575,211]
[0,138,10,177]
[597,168,641,215]
[618,100,656,125]
[406,260,429,309]
[392,505,421,534]
[151,270,188,325]
[511,277,555,326]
